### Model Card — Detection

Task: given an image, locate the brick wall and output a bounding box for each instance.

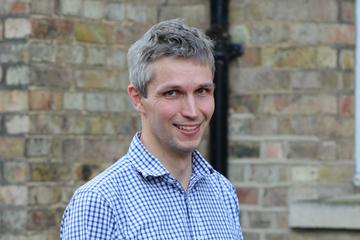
[0,0,209,239]
[228,0,357,239]
[0,0,357,239]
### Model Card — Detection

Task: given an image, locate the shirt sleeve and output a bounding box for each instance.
[60,190,121,240]
[231,186,244,240]
[219,175,244,240]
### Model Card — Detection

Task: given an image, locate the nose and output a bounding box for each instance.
[181,95,198,118]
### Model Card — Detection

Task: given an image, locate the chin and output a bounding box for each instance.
[176,141,201,153]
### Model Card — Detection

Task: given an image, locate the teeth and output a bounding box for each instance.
[177,125,197,131]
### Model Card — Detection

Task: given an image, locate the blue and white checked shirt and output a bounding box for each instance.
[61,133,243,239]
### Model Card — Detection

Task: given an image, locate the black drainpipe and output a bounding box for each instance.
[207,0,243,177]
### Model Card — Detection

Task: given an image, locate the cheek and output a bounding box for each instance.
[199,97,215,118]
[154,101,180,119]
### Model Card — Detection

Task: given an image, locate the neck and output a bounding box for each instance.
[140,133,193,191]
[164,153,193,191]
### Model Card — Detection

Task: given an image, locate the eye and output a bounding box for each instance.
[163,90,178,97]
[196,87,212,96]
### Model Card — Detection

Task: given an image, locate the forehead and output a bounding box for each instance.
[149,57,213,89]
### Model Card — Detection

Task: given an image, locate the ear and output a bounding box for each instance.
[128,84,145,112]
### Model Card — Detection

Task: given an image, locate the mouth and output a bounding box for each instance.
[173,123,201,133]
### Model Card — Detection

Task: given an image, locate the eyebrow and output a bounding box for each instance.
[159,83,215,90]
[198,83,215,89]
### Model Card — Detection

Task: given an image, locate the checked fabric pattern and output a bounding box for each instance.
[60,133,244,239]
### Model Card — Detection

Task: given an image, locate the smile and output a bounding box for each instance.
[174,124,201,132]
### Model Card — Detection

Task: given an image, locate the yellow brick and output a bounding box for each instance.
[75,69,116,89]
[74,21,113,44]
[340,49,355,70]
[0,138,24,158]
[317,166,353,182]
[0,91,28,112]
[88,116,114,135]
[262,47,337,69]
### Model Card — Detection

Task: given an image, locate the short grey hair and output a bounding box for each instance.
[127,19,214,96]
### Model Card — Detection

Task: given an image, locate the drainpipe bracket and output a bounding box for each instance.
[228,43,243,60]
[207,26,243,61]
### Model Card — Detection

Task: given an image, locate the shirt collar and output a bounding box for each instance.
[191,150,214,178]
[127,132,214,179]
[128,132,169,178]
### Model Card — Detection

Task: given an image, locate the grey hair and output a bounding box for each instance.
[127,19,214,96]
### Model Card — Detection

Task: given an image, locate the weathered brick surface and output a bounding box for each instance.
[87,115,114,135]
[29,186,61,205]
[0,0,30,16]
[0,91,28,112]
[339,95,354,116]
[0,42,28,64]
[85,92,107,112]
[1,208,27,232]
[30,0,56,15]
[75,69,117,89]
[230,0,338,23]
[247,211,272,228]
[30,163,71,182]
[340,1,355,23]
[63,92,84,110]
[263,94,337,115]
[236,22,355,47]
[56,44,84,64]
[26,137,52,157]
[62,115,87,134]
[228,0,355,237]
[0,186,28,205]
[160,5,208,28]
[31,18,74,40]
[107,48,127,68]
[27,208,59,230]
[29,90,52,111]
[29,114,62,134]
[30,63,71,88]
[82,0,105,19]
[340,49,355,70]
[82,138,128,162]
[62,138,81,161]
[5,65,30,86]
[5,18,31,39]
[5,114,30,134]
[75,21,113,44]
[288,231,360,240]
[263,142,283,159]
[115,21,150,46]
[262,187,288,207]
[262,47,337,69]
[236,187,258,205]
[0,137,24,158]
[3,161,28,183]
[60,0,82,16]
[106,3,125,22]
[29,42,56,62]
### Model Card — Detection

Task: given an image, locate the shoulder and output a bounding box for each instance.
[77,156,135,197]
[207,171,241,224]
[209,170,236,193]
[61,156,136,238]
[63,155,138,221]
[207,170,239,208]
[60,189,119,239]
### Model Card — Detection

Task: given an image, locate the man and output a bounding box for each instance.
[60,19,243,239]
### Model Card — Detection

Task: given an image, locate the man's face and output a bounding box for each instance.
[131,57,214,157]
